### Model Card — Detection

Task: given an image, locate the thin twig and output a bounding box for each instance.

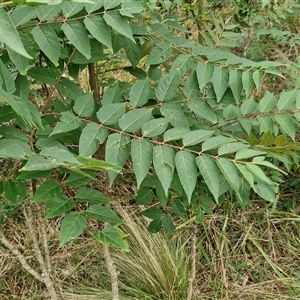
[0,231,43,282]
[37,207,52,274]
[103,224,119,300]
[186,223,198,300]
[24,206,58,300]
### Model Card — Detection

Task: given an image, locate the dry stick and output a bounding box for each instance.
[0,231,43,283]
[37,207,52,274]
[103,222,119,300]
[186,223,198,300]
[24,206,58,300]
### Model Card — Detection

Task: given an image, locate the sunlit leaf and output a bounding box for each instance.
[94,226,129,251]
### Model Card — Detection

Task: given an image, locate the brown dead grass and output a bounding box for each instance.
[1,197,300,299]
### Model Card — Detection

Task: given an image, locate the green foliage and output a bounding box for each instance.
[0,0,299,250]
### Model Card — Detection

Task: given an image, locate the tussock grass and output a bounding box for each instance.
[112,206,192,300]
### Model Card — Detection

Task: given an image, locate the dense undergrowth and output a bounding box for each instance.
[1,0,300,299]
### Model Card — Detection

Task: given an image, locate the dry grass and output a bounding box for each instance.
[1,200,300,300]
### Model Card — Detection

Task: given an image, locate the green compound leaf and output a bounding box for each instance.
[86,205,123,224]
[277,89,297,111]
[79,123,108,157]
[59,212,87,247]
[75,187,111,204]
[229,69,243,103]
[156,183,168,208]
[164,127,190,142]
[103,0,122,10]
[28,67,58,85]
[73,93,94,117]
[153,145,175,196]
[136,187,155,205]
[94,226,129,251]
[61,21,91,59]
[216,158,240,193]
[123,38,141,67]
[218,142,248,156]
[105,133,130,186]
[161,215,175,235]
[175,151,197,203]
[246,164,272,184]
[235,148,265,160]
[141,207,164,219]
[11,6,37,27]
[160,104,189,128]
[187,100,217,123]
[119,108,153,132]
[131,139,153,188]
[62,2,85,18]
[77,156,122,173]
[235,163,254,188]
[21,155,60,171]
[242,70,254,98]
[274,114,295,141]
[33,179,62,203]
[84,16,112,51]
[240,97,257,115]
[258,92,277,113]
[156,70,181,101]
[253,70,263,90]
[85,1,104,13]
[196,154,220,202]
[253,182,276,203]
[170,54,193,76]
[103,11,135,42]
[142,118,169,138]
[171,200,188,220]
[0,90,35,127]
[196,61,214,90]
[50,112,81,136]
[129,79,152,107]
[182,130,214,147]
[0,8,31,58]
[7,33,29,76]
[202,136,235,152]
[211,66,229,102]
[64,170,95,187]
[120,0,144,18]
[31,25,61,66]
[97,103,126,125]
[0,139,32,159]
[45,195,75,219]
[257,115,274,134]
